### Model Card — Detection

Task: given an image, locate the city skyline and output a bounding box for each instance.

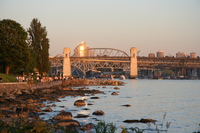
[1,0,200,56]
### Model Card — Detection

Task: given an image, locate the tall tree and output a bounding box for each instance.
[27,18,50,76]
[0,19,31,74]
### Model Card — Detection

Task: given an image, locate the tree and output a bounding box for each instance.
[27,18,50,76]
[0,19,31,74]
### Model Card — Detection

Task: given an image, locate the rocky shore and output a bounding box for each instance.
[0,79,125,132]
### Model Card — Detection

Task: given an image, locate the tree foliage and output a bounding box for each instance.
[0,19,31,74]
[27,18,50,76]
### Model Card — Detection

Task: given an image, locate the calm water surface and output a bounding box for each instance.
[41,79,200,133]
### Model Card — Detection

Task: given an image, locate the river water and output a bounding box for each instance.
[41,79,200,133]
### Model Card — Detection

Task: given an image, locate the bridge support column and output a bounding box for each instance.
[130,47,138,78]
[63,48,71,77]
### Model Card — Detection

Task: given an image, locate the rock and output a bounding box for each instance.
[90,97,100,99]
[83,108,90,110]
[15,107,30,114]
[102,86,107,88]
[43,107,53,112]
[38,112,46,115]
[123,119,140,123]
[114,87,120,89]
[123,118,157,123]
[16,90,22,95]
[121,104,131,107]
[140,118,157,123]
[87,103,93,105]
[53,111,72,120]
[92,110,105,115]
[74,100,86,106]
[27,98,34,103]
[57,119,80,127]
[81,123,95,130]
[111,92,118,95]
[74,114,90,118]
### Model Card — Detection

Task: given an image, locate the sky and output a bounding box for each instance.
[1,0,200,57]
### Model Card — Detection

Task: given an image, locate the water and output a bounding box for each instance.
[41,79,200,133]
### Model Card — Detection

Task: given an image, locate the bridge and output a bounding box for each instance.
[62,46,137,78]
[49,43,200,78]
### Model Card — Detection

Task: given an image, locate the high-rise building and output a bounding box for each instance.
[157,50,164,57]
[73,41,89,57]
[190,52,197,58]
[176,52,188,58]
[148,53,155,57]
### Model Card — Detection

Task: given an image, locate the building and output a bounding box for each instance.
[176,52,188,58]
[73,41,90,57]
[148,53,155,57]
[190,52,197,58]
[157,50,164,57]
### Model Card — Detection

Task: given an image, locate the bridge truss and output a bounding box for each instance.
[70,57,130,75]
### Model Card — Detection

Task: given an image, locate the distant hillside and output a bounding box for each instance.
[0,73,16,82]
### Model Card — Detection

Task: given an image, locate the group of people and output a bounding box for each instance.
[16,76,27,82]
[36,76,74,82]
[15,75,74,83]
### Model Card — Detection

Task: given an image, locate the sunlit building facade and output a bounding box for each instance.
[73,41,89,57]
[73,41,95,57]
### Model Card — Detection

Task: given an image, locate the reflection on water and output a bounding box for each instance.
[41,79,200,133]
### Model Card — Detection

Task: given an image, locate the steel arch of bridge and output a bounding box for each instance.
[86,48,129,57]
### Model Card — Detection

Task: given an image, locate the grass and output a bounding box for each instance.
[0,73,16,82]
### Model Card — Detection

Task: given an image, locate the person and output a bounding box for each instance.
[37,77,40,82]
[16,76,19,82]
[0,76,2,83]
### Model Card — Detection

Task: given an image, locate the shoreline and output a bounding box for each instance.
[0,79,124,132]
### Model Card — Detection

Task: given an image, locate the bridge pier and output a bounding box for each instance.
[130,47,138,78]
[63,48,71,77]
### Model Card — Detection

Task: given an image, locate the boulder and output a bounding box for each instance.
[140,118,157,123]
[74,114,90,118]
[53,111,72,120]
[90,97,100,99]
[92,110,105,115]
[121,104,131,107]
[111,92,118,95]
[123,119,140,123]
[83,108,90,110]
[74,100,86,106]
[57,119,80,127]
[114,87,120,90]
[81,123,95,131]
[43,107,53,112]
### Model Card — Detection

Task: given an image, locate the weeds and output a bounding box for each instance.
[94,121,117,133]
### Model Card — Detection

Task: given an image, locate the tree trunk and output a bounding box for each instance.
[5,65,10,74]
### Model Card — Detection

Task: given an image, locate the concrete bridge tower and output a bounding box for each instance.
[63,48,71,77]
[130,47,138,78]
